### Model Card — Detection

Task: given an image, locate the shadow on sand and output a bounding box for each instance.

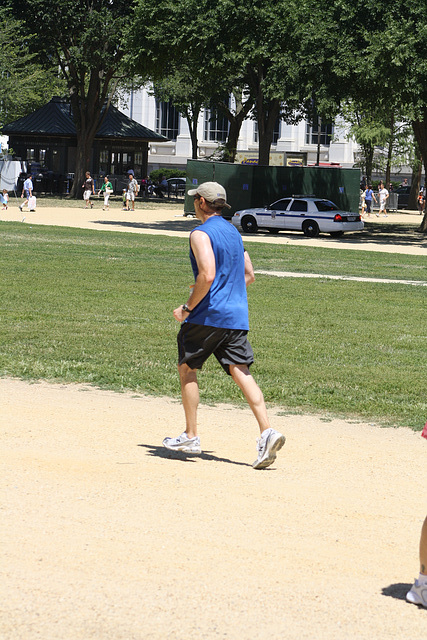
[138,443,253,468]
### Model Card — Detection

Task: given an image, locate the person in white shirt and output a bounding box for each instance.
[377,181,389,217]
[19,175,33,211]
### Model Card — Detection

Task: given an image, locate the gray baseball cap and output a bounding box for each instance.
[188,181,231,208]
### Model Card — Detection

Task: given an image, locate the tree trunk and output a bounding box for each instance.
[222,92,253,163]
[364,144,374,185]
[257,98,280,166]
[68,71,112,198]
[412,114,427,232]
[316,116,321,166]
[408,145,422,211]
[187,117,198,160]
[385,113,394,188]
[182,102,202,161]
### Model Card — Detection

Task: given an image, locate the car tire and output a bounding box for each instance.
[241,216,258,233]
[329,231,344,237]
[302,220,320,237]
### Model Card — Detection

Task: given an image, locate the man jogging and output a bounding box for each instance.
[163,181,286,470]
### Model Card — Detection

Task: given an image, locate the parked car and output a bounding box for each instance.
[395,185,411,209]
[231,196,364,237]
[166,177,186,196]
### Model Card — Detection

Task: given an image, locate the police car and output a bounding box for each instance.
[231,196,364,237]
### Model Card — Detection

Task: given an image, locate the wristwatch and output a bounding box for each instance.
[182,304,192,313]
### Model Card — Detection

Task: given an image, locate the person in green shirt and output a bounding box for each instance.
[98,176,113,210]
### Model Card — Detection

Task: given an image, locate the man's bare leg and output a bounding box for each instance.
[420,516,427,576]
[229,364,270,433]
[178,363,199,438]
[230,364,285,469]
[407,516,427,608]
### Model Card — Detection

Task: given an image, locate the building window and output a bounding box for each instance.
[306,121,333,146]
[253,119,281,144]
[204,104,229,143]
[27,148,36,160]
[156,100,179,140]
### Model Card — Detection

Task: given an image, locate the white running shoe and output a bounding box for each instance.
[252,428,286,469]
[163,432,201,454]
[406,579,427,608]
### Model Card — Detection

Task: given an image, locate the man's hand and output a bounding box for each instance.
[173,305,189,323]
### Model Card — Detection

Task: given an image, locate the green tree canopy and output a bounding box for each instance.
[130,0,308,165]
[0,6,64,131]
[12,0,137,196]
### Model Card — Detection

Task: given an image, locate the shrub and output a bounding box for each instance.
[150,168,186,183]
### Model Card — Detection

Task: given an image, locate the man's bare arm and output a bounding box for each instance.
[245,251,255,286]
[173,230,216,322]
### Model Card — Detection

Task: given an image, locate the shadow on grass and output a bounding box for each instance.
[93,218,200,233]
[381,583,414,601]
[93,218,426,249]
[243,222,426,248]
[138,443,252,467]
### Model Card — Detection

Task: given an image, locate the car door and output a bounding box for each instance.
[287,199,308,230]
[269,199,291,229]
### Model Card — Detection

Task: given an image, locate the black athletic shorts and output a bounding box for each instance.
[177,322,254,375]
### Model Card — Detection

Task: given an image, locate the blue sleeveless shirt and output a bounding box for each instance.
[186,216,249,330]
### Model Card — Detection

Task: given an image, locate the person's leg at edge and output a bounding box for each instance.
[229,364,270,433]
[420,516,427,577]
[407,516,427,607]
[178,362,199,438]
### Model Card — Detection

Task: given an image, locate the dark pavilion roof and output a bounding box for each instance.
[3,97,168,141]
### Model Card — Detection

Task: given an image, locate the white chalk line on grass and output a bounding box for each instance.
[255,270,427,287]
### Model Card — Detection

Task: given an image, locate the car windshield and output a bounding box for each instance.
[315,200,339,212]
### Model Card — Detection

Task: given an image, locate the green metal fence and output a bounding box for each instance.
[184,160,360,217]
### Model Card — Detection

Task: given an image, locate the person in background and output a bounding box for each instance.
[377,181,389,217]
[126,171,138,211]
[19,174,33,212]
[417,190,425,215]
[154,175,168,198]
[98,175,113,211]
[1,189,8,209]
[360,187,367,217]
[364,184,376,217]
[82,171,95,209]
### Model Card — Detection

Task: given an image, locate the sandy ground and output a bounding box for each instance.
[1,201,427,639]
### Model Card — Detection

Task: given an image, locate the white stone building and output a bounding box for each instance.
[119,86,360,174]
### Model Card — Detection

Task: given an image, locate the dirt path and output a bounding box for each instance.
[2,202,426,255]
[1,379,426,640]
[1,203,426,639]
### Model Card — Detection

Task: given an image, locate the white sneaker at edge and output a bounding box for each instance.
[252,428,286,470]
[406,579,427,608]
[162,432,201,454]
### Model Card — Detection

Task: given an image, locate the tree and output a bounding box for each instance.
[12,0,133,197]
[340,0,427,230]
[152,70,207,160]
[0,6,64,130]
[130,0,306,166]
[210,88,254,163]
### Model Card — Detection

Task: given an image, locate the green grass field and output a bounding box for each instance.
[0,220,425,430]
